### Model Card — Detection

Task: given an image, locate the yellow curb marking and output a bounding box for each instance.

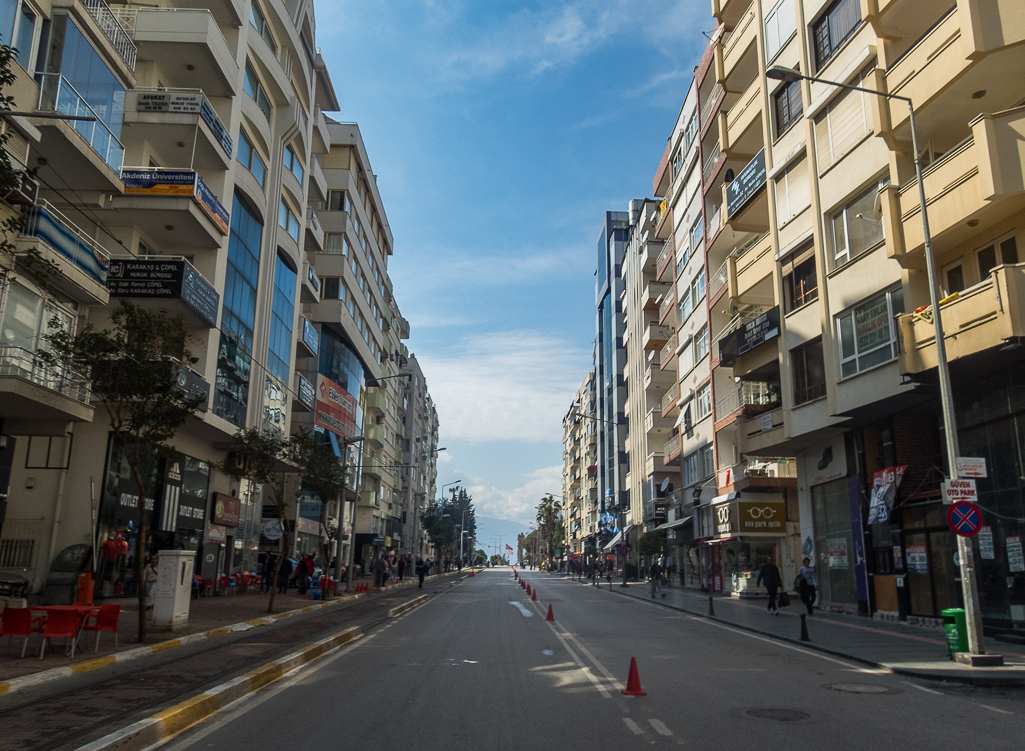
[151,639,182,652]
[0,683,10,695]
[71,656,116,673]
[205,627,230,638]
[244,663,282,691]
[155,693,221,737]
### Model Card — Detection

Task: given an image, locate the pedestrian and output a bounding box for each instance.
[649,559,666,599]
[277,556,293,594]
[757,554,782,615]
[373,555,387,588]
[390,556,398,581]
[797,556,818,616]
[415,557,426,589]
[592,560,600,587]
[143,554,159,610]
[294,554,314,595]
[260,554,274,593]
[398,555,407,581]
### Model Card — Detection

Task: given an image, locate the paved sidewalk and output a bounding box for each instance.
[0,572,436,685]
[563,573,1025,685]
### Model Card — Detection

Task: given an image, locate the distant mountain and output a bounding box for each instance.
[474,515,530,561]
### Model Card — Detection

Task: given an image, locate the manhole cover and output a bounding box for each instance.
[824,683,902,695]
[747,709,810,721]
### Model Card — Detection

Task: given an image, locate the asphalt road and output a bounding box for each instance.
[164,569,1025,750]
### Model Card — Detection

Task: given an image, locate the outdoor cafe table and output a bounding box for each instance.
[29,604,101,657]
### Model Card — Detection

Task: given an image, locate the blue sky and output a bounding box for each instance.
[319,1,711,526]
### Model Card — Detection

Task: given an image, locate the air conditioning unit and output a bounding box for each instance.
[5,173,38,206]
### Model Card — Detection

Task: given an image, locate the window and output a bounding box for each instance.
[321,277,344,301]
[689,215,704,252]
[326,190,349,212]
[351,213,362,241]
[236,129,265,186]
[10,2,38,70]
[976,234,1018,282]
[812,0,861,69]
[678,336,694,375]
[267,255,296,382]
[677,286,693,325]
[836,287,904,378]
[782,245,818,312]
[764,0,796,62]
[670,147,683,181]
[283,145,304,184]
[691,268,706,307]
[243,61,271,120]
[694,383,712,421]
[774,79,803,137]
[278,199,299,242]
[683,114,699,153]
[693,324,709,362]
[943,258,965,296]
[792,338,826,405]
[683,445,714,487]
[774,157,810,222]
[814,68,872,171]
[249,2,276,52]
[831,183,885,267]
[325,232,347,255]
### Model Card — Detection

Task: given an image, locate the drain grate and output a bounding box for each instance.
[747,709,810,721]
[824,683,902,695]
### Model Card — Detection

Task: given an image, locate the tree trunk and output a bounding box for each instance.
[267,524,287,614]
[130,462,149,643]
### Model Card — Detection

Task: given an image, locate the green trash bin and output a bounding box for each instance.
[941,608,968,656]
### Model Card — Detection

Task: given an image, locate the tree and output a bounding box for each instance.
[290,428,346,600]
[535,494,563,571]
[638,529,668,557]
[220,428,292,614]
[45,301,204,641]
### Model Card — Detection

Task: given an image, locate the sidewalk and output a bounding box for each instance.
[572,574,1025,686]
[0,572,434,687]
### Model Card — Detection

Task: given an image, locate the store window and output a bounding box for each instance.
[812,0,861,70]
[791,338,826,405]
[812,478,856,605]
[830,182,884,267]
[267,254,296,382]
[782,245,817,312]
[236,129,266,186]
[764,0,796,62]
[774,79,803,137]
[836,286,903,377]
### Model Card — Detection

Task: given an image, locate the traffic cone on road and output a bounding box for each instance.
[521,579,526,589]
[531,588,537,602]
[527,584,532,596]
[621,657,647,696]
[608,579,612,592]
[545,604,555,622]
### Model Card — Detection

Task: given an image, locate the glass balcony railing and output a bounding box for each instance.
[20,200,111,286]
[37,73,125,172]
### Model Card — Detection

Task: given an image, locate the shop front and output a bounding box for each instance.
[704,496,788,596]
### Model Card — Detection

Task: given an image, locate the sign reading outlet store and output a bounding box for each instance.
[714,498,787,538]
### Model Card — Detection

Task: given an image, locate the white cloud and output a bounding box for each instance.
[466,465,564,523]
[419,330,589,443]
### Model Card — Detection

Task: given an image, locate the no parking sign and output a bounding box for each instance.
[946,501,983,537]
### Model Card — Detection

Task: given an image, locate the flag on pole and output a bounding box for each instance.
[505,544,514,554]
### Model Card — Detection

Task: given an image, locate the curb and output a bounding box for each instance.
[77,589,437,751]
[608,588,1025,687]
[0,590,377,697]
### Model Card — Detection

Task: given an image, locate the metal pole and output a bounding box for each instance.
[907,104,986,656]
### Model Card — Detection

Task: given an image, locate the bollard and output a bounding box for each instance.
[708,596,715,617]
[800,614,810,642]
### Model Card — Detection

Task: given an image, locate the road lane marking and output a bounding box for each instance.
[902,681,941,695]
[509,601,534,617]
[623,718,644,735]
[649,719,672,736]
[980,704,1012,715]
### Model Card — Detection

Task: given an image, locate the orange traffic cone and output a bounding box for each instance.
[545,604,555,621]
[608,579,613,592]
[521,579,526,589]
[531,588,537,602]
[526,584,532,596]
[621,657,647,696]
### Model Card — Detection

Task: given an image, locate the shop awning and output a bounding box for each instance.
[603,524,633,552]
[711,492,739,504]
[655,516,692,531]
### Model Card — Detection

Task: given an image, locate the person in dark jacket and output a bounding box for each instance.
[757,555,782,615]
[649,560,666,599]
[415,557,426,589]
[260,555,275,593]
[277,556,293,594]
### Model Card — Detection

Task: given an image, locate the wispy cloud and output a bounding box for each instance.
[419,330,590,444]
[466,465,565,522]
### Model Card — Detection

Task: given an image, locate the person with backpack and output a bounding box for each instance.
[757,555,783,615]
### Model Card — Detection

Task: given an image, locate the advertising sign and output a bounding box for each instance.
[714,503,732,536]
[1008,536,1025,573]
[107,258,219,328]
[121,168,196,195]
[176,365,211,412]
[978,526,995,560]
[296,373,316,411]
[193,175,230,235]
[725,149,766,219]
[808,436,847,487]
[867,464,907,525]
[855,296,892,353]
[737,501,786,534]
[302,318,320,356]
[315,374,358,438]
[718,307,780,366]
[906,544,928,574]
[955,457,988,478]
[827,538,849,568]
[942,478,977,505]
[212,493,240,527]
[136,90,233,159]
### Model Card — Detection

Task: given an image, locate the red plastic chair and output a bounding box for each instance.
[81,604,121,652]
[38,610,80,660]
[1,607,43,658]
[202,579,214,597]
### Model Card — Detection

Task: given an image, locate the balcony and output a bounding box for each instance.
[723,149,768,232]
[702,140,723,183]
[656,241,675,281]
[108,168,229,249]
[166,0,244,28]
[0,346,94,429]
[700,83,724,132]
[82,0,137,70]
[17,201,111,305]
[898,262,1025,375]
[644,362,674,390]
[106,255,219,328]
[714,381,781,425]
[122,89,232,169]
[366,424,387,447]
[659,333,678,371]
[110,7,238,96]
[739,407,785,454]
[663,433,682,464]
[712,0,747,27]
[724,81,762,157]
[661,381,680,418]
[658,290,676,324]
[645,407,674,437]
[709,256,730,300]
[365,391,387,415]
[642,280,672,311]
[718,457,797,492]
[301,259,320,304]
[643,323,674,351]
[34,73,125,188]
[645,452,668,476]
[721,5,757,83]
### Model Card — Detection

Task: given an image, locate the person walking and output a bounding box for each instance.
[649,559,666,599]
[373,555,386,588]
[592,560,601,587]
[757,555,783,615]
[797,556,818,616]
[143,554,159,610]
[415,557,426,588]
[260,554,274,593]
[398,555,407,581]
[277,556,293,594]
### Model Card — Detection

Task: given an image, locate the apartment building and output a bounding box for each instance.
[695,0,1025,629]
[0,1,431,599]
[562,371,598,558]
[396,353,439,559]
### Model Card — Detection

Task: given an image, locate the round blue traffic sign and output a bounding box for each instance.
[947,501,982,537]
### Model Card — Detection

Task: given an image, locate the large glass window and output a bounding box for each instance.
[812,0,861,69]
[326,190,348,212]
[214,194,263,426]
[836,287,904,378]
[267,254,296,382]
[243,61,271,120]
[279,199,299,242]
[236,129,266,186]
[283,145,304,184]
[249,1,277,52]
[831,183,884,267]
[977,233,1018,283]
[12,2,37,70]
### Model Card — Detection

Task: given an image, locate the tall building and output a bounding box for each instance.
[0,1,435,598]
[398,354,439,559]
[563,372,598,557]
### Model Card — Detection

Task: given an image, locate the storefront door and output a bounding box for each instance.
[905,529,962,617]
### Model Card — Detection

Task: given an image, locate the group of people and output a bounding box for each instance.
[372,554,437,589]
[756,555,818,616]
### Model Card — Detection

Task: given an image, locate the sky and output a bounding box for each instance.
[318,1,711,530]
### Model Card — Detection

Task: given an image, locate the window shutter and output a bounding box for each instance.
[815,69,871,172]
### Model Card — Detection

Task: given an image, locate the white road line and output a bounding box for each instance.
[622,718,644,735]
[509,601,534,617]
[649,719,673,736]
[902,681,941,695]
[980,704,1013,715]
[528,599,622,694]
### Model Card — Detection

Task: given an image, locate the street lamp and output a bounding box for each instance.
[765,65,992,662]
[332,434,364,595]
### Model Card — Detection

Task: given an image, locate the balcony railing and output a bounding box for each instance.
[719,457,796,487]
[661,382,680,414]
[0,346,92,405]
[700,82,724,128]
[83,0,137,70]
[20,200,111,286]
[663,433,681,458]
[709,256,730,298]
[659,332,677,367]
[37,74,125,172]
[702,141,722,182]
[658,289,676,323]
[656,241,674,278]
[714,381,780,417]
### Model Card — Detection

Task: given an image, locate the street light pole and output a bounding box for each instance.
[765,66,991,660]
[331,435,364,595]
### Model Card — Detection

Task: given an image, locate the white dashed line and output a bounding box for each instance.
[902,681,941,695]
[649,719,673,736]
[623,718,644,735]
[980,704,1012,715]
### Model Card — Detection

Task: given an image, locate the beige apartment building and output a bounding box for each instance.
[688,0,1025,629]
[0,1,432,600]
[562,371,598,557]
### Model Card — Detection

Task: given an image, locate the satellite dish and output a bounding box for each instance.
[660,477,670,493]
[724,169,735,183]
[873,189,884,221]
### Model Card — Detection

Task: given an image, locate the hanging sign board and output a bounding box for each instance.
[955,457,987,478]
[941,478,977,505]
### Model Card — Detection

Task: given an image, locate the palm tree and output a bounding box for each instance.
[535,494,562,571]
